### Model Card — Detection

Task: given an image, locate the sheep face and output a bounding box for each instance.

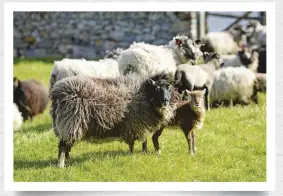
[238,47,252,66]
[229,24,247,45]
[13,77,27,106]
[204,52,224,68]
[146,79,172,109]
[175,37,203,62]
[183,89,206,109]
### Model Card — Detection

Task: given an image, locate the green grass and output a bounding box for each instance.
[13,59,266,182]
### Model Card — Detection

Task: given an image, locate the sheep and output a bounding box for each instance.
[118,35,204,76]
[13,77,49,121]
[222,47,259,73]
[210,66,259,107]
[174,52,224,110]
[13,103,23,131]
[256,73,266,93]
[50,57,120,90]
[249,45,266,73]
[143,89,206,155]
[49,72,178,168]
[200,24,247,55]
[246,20,266,46]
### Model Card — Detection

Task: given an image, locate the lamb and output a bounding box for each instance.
[13,77,49,121]
[49,72,178,168]
[200,24,247,55]
[210,66,259,107]
[246,20,266,46]
[13,103,23,131]
[50,57,120,90]
[174,52,224,110]
[142,89,206,155]
[222,47,259,73]
[118,35,204,76]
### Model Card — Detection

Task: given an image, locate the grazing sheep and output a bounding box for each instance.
[50,72,178,168]
[201,24,247,55]
[50,57,120,90]
[118,35,204,76]
[13,103,23,131]
[256,73,266,92]
[222,47,259,73]
[210,66,259,107]
[246,20,266,46]
[143,89,206,155]
[174,52,224,110]
[13,77,49,121]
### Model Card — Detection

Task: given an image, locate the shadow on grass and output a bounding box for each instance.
[14,149,136,170]
[21,122,52,133]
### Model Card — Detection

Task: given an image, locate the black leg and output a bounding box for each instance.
[152,127,164,154]
[65,143,73,165]
[142,139,148,153]
[129,141,134,154]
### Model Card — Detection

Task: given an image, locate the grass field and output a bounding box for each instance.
[13,59,266,182]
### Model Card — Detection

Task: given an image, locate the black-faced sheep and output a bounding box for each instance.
[49,72,178,168]
[118,35,204,76]
[13,77,49,121]
[200,24,247,55]
[143,89,206,155]
[174,52,224,110]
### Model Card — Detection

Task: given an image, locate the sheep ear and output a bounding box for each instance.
[147,79,156,86]
[175,39,182,46]
[202,88,206,95]
[13,77,20,88]
[194,40,205,47]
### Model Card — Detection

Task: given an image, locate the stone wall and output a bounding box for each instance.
[13,12,196,59]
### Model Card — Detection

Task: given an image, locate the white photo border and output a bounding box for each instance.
[4,1,276,191]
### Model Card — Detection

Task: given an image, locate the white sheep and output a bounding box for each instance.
[201,24,247,55]
[13,103,23,131]
[210,66,259,107]
[50,57,120,89]
[118,35,204,76]
[222,47,259,73]
[174,52,224,110]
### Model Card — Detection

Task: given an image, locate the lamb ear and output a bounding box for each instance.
[202,88,206,95]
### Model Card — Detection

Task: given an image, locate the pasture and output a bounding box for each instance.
[13,59,266,182]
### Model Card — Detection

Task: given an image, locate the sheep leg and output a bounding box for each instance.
[57,140,67,168]
[204,86,210,110]
[142,139,148,153]
[129,141,134,154]
[192,131,197,154]
[152,127,164,155]
[186,132,194,156]
[65,143,73,165]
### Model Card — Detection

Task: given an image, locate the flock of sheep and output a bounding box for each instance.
[13,20,266,168]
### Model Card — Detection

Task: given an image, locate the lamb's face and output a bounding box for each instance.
[13,77,27,106]
[175,38,203,62]
[147,79,172,109]
[183,89,206,109]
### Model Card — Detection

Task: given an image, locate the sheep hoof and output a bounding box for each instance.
[57,161,65,168]
[156,149,162,155]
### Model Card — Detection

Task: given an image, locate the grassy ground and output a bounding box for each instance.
[13,59,266,182]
